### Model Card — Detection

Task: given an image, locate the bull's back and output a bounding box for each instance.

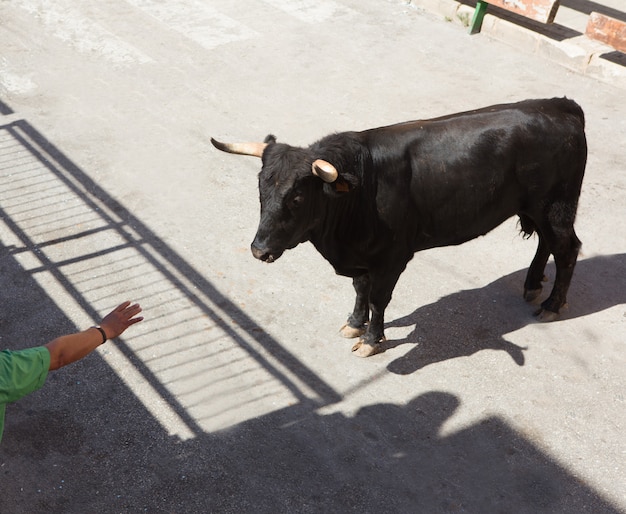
[365,98,586,249]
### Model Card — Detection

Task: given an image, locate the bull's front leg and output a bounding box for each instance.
[351,267,404,358]
[340,273,370,339]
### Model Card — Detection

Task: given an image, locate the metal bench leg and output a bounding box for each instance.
[469,0,488,34]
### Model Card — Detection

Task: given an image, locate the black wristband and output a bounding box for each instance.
[93,326,107,344]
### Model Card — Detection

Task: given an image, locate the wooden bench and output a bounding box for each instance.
[585,12,626,54]
[470,0,560,35]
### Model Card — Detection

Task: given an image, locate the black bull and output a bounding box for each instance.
[212,98,587,357]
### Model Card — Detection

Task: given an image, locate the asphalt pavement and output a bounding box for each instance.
[0,0,625,512]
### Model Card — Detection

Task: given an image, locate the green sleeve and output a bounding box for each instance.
[0,347,50,443]
[0,347,51,403]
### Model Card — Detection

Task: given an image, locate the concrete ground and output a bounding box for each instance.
[0,0,625,512]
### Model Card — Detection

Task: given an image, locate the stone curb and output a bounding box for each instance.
[408,0,626,90]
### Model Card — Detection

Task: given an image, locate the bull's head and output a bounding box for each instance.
[211,135,339,263]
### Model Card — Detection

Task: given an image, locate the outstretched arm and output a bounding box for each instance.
[45,302,143,371]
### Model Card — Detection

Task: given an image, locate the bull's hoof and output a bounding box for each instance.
[535,301,568,322]
[339,323,366,339]
[351,337,385,357]
[524,288,542,303]
[534,308,558,322]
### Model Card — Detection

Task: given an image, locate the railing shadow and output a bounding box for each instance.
[0,113,340,441]
[385,253,626,375]
[0,99,13,116]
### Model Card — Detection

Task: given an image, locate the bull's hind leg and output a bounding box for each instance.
[534,204,582,321]
[524,235,550,303]
[520,214,549,302]
[536,229,581,321]
[340,273,370,339]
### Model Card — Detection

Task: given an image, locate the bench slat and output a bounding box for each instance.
[470,0,560,35]
[486,0,560,24]
[586,12,626,53]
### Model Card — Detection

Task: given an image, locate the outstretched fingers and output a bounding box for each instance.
[101,301,144,339]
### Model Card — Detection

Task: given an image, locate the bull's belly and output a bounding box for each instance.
[411,208,518,251]
[314,203,520,275]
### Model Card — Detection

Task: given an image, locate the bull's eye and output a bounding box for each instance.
[288,194,304,211]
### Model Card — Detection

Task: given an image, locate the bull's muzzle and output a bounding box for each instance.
[251,243,277,263]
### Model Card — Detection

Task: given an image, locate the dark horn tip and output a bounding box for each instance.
[210,138,224,150]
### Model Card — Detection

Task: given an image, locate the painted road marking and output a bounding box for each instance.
[261,0,356,23]
[15,0,153,64]
[125,0,259,50]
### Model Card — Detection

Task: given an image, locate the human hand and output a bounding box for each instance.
[99,301,144,340]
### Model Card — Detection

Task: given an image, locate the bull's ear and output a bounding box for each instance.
[322,174,359,196]
[312,158,360,196]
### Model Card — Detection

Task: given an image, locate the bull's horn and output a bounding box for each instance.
[312,159,338,183]
[211,138,267,157]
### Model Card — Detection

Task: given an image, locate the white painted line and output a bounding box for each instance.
[261,0,356,24]
[15,0,153,64]
[125,0,259,50]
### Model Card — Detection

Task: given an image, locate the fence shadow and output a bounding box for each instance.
[0,99,13,116]
[0,113,340,442]
[385,254,626,375]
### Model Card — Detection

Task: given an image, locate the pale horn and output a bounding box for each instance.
[312,159,338,183]
[211,138,267,157]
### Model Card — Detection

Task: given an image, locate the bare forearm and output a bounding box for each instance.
[44,302,143,371]
[45,328,104,371]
